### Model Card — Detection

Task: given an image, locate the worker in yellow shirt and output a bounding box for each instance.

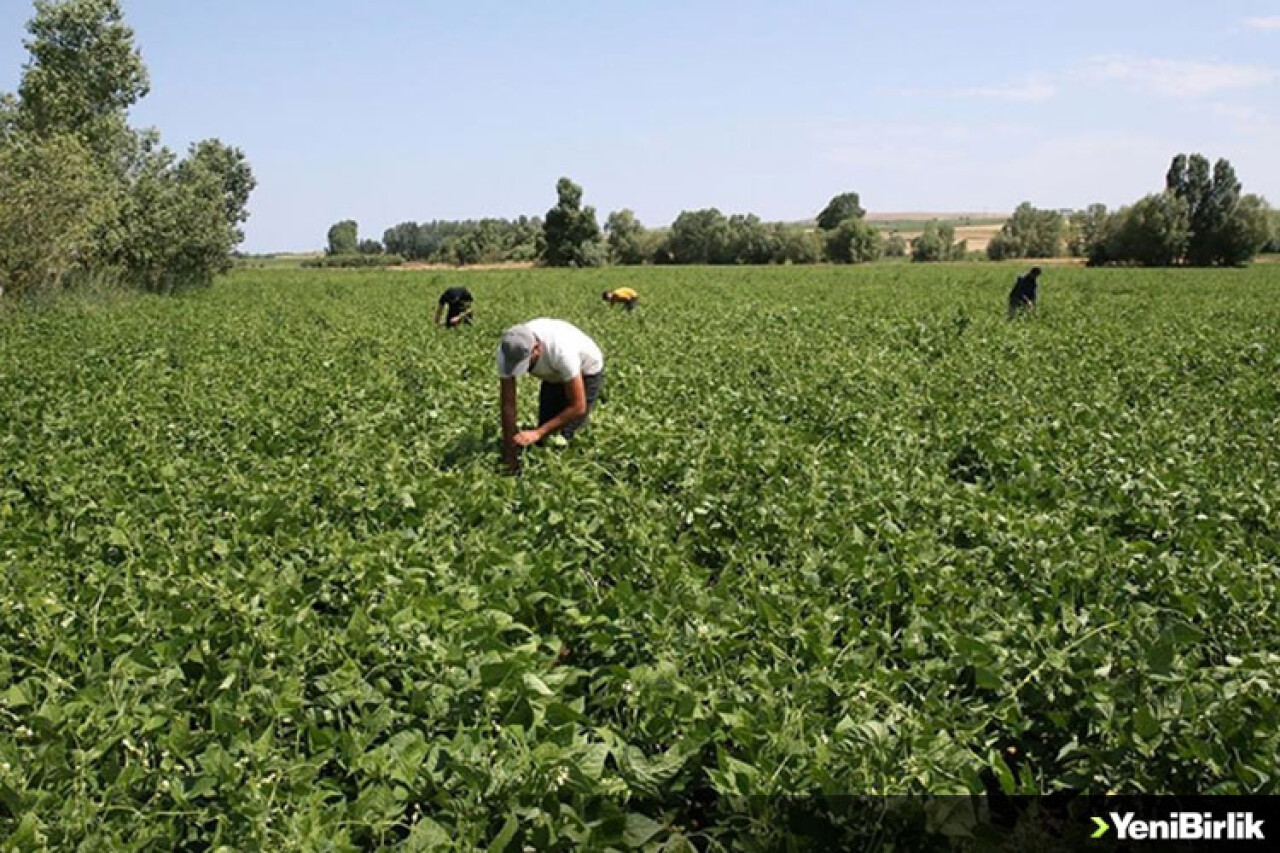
[602,287,640,312]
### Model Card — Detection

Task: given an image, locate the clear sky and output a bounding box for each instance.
[2,1,1278,252]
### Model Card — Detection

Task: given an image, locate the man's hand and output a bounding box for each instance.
[513,429,542,447]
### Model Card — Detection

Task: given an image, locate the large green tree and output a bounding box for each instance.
[1,0,254,296]
[181,139,256,245]
[17,0,147,163]
[605,209,647,265]
[824,217,883,263]
[1166,153,1268,266]
[668,209,731,264]
[0,133,115,295]
[1102,192,1190,267]
[911,222,966,262]
[326,220,359,255]
[542,177,604,267]
[986,202,1064,260]
[816,192,865,231]
[1067,204,1109,260]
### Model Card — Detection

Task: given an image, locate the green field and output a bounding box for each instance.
[2,265,1278,849]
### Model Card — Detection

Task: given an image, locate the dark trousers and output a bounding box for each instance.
[538,371,604,439]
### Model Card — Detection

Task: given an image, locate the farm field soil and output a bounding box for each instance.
[2,264,1278,850]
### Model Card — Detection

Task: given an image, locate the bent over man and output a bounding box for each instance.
[435,286,474,328]
[1007,267,1042,318]
[496,319,605,471]
[602,287,640,312]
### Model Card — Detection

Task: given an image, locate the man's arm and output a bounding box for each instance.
[517,374,586,445]
[500,377,519,470]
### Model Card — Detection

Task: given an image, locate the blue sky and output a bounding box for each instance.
[2,0,1278,252]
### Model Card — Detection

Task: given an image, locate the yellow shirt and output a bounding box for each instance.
[610,288,638,300]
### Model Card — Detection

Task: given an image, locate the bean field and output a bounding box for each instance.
[2,265,1278,850]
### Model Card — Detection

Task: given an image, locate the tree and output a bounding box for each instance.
[1067,204,1109,259]
[1265,209,1280,253]
[883,232,907,258]
[542,177,603,267]
[1,0,254,295]
[768,227,819,264]
[726,214,778,264]
[327,220,358,255]
[1165,153,1267,265]
[816,192,865,231]
[357,239,383,255]
[180,139,255,245]
[1213,194,1272,267]
[1101,193,1190,267]
[17,0,148,161]
[824,217,883,263]
[911,222,966,262]
[605,209,647,265]
[668,208,731,264]
[0,132,116,296]
[114,145,244,292]
[986,202,1064,260]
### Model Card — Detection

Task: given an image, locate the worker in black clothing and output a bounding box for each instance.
[435,286,474,328]
[1007,267,1042,318]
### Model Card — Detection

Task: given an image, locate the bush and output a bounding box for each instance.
[883,232,907,258]
[0,133,116,297]
[911,222,966,262]
[986,203,1064,261]
[773,228,822,264]
[302,253,405,268]
[824,217,883,263]
[1094,193,1189,267]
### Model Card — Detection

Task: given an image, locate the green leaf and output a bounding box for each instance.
[624,813,665,848]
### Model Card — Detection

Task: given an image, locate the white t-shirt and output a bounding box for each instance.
[524,318,604,382]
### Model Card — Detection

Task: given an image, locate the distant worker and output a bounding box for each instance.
[602,287,640,312]
[1007,267,1042,318]
[496,319,605,472]
[435,285,474,328]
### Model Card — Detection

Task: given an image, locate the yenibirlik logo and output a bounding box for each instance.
[1092,811,1265,842]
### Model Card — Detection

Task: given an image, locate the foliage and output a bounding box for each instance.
[0,0,253,297]
[0,132,115,297]
[1066,204,1109,260]
[357,239,384,255]
[824,217,883,263]
[986,203,1064,261]
[1165,154,1269,266]
[1265,209,1280,253]
[111,144,250,292]
[327,220,359,256]
[2,265,1278,850]
[15,0,148,158]
[816,191,865,231]
[772,227,822,264]
[605,210,648,265]
[1093,193,1190,268]
[911,221,967,262]
[383,218,542,266]
[883,231,907,258]
[182,139,256,246]
[542,177,604,268]
[668,208,732,264]
[301,253,405,268]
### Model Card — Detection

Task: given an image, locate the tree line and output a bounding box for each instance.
[329,156,1273,270]
[0,0,255,299]
[988,155,1273,266]
[323,183,971,269]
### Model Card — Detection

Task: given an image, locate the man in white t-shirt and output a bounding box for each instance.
[495,318,605,471]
